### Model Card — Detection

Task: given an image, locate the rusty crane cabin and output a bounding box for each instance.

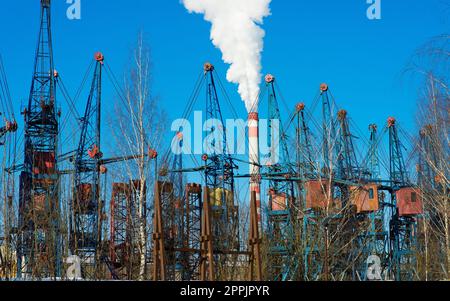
[349,185,423,217]
[396,187,423,217]
[305,180,342,212]
[268,189,297,212]
[269,190,288,212]
[19,151,57,216]
[75,183,100,212]
[349,184,379,214]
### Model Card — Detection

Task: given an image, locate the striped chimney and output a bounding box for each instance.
[248,112,261,228]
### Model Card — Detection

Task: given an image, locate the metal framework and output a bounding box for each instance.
[336,110,359,182]
[156,143,203,281]
[0,55,18,143]
[166,134,190,280]
[353,124,389,281]
[293,102,322,281]
[320,84,337,171]
[110,181,146,280]
[332,109,361,279]
[302,84,337,280]
[178,183,202,280]
[18,0,61,279]
[387,117,419,281]
[152,63,260,282]
[263,75,296,281]
[0,122,17,143]
[2,3,439,278]
[202,63,239,279]
[71,52,104,278]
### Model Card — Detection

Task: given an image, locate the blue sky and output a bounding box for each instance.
[0,0,448,179]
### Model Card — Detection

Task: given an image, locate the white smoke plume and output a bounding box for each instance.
[181,0,272,112]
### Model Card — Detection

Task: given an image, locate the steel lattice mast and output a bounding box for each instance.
[199,63,238,280]
[18,0,61,278]
[302,83,337,281]
[354,124,389,280]
[387,117,420,281]
[71,53,104,278]
[263,74,297,281]
[389,118,408,186]
[162,134,187,280]
[336,110,359,182]
[332,109,361,279]
[203,63,235,194]
[158,133,195,281]
[320,84,337,173]
[170,134,186,279]
[294,103,314,180]
[367,124,381,181]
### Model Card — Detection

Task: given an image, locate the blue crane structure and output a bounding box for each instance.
[387,117,421,281]
[71,52,105,279]
[18,0,62,279]
[161,132,202,281]
[336,109,359,182]
[353,124,389,281]
[203,63,236,206]
[169,136,203,281]
[262,75,297,281]
[0,55,17,142]
[332,109,362,280]
[154,63,240,281]
[291,101,327,281]
[301,85,385,281]
[0,57,18,141]
[294,103,314,181]
[302,83,337,280]
[202,63,239,275]
[158,131,190,280]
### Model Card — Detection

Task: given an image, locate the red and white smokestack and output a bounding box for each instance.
[248,112,261,228]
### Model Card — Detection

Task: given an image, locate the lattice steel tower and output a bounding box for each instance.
[71,52,104,278]
[264,74,296,281]
[387,117,420,281]
[18,0,61,278]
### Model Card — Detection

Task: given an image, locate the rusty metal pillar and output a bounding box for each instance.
[248,191,262,281]
[152,181,167,280]
[200,187,215,281]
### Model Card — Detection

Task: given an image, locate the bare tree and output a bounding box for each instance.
[109,31,167,280]
[407,34,449,280]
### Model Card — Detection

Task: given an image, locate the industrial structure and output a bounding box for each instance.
[0,0,447,282]
[18,0,61,279]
